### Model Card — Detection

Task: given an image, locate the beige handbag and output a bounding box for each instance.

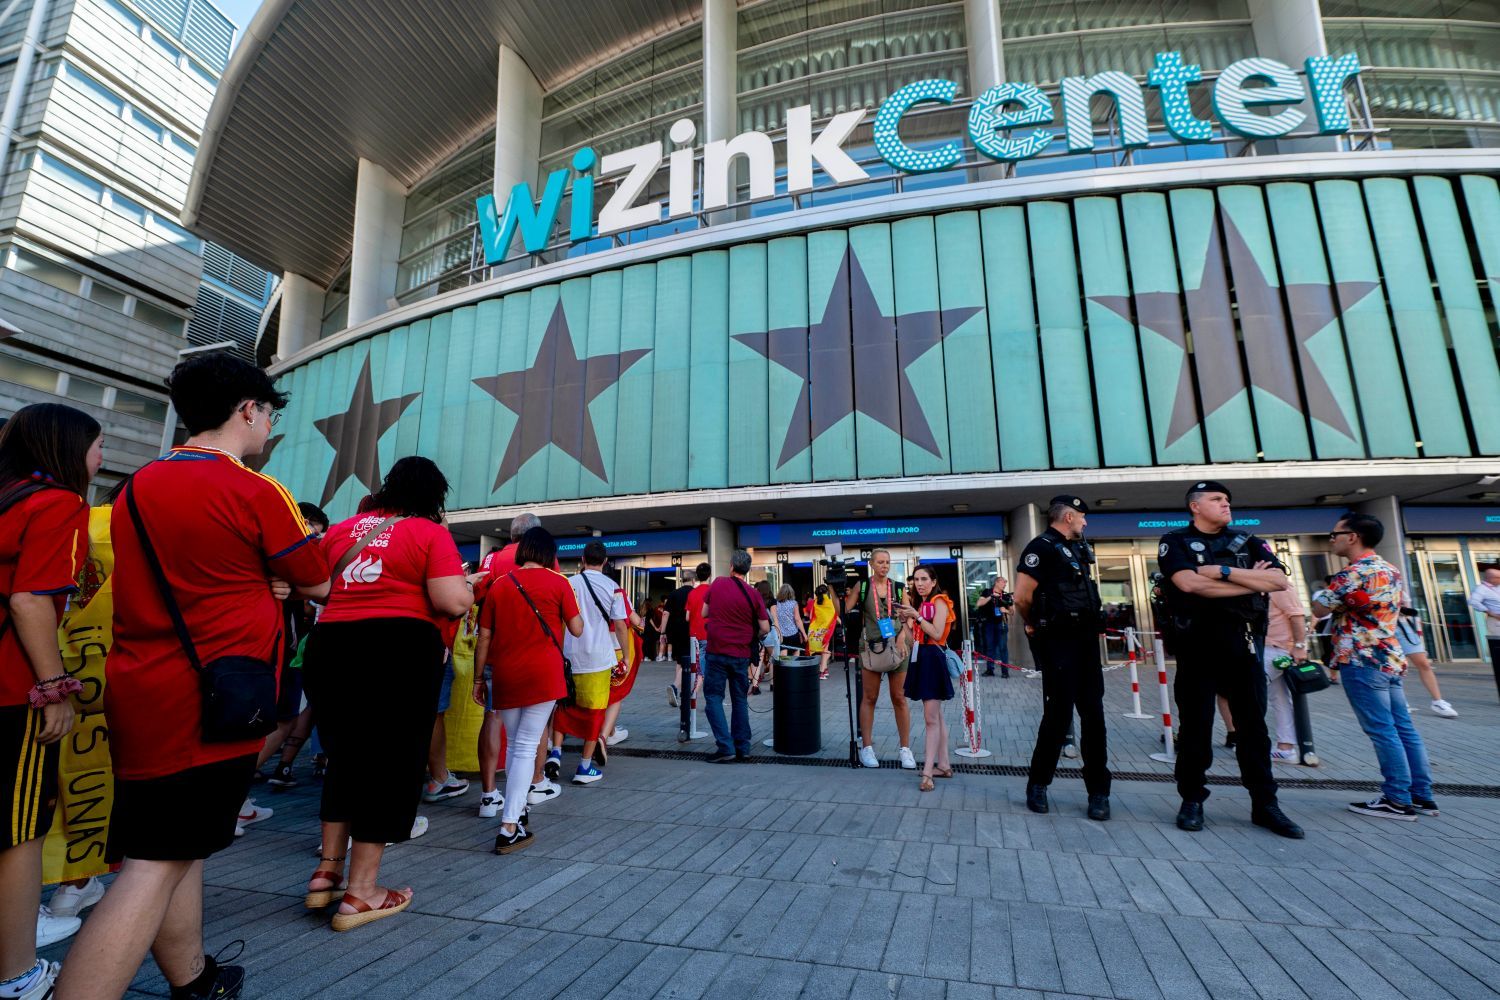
[859,636,905,673]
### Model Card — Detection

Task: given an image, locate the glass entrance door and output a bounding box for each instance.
[1407,542,1480,661]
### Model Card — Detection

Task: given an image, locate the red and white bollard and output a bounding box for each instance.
[1148,636,1176,764]
[954,640,992,759]
[1122,627,1151,720]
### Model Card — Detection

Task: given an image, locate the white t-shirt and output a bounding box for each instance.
[565,569,628,673]
[1470,581,1500,638]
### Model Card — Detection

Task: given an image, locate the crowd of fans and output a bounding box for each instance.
[0,350,1493,999]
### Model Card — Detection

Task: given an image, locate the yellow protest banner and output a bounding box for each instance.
[43,506,115,885]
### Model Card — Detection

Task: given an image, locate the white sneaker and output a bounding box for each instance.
[409,815,429,840]
[859,745,879,768]
[478,788,503,818]
[527,779,561,805]
[1431,699,1459,718]
[35,906,81,948]
[47,877,105,918]
[235,798,273,837]
[8,959,60,1000]
[605,727,629,747]
[898,747,917,770]
[1270,748,1298,763]
[1061,744,1079,759]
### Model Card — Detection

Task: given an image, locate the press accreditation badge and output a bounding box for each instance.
[878,616,897,640]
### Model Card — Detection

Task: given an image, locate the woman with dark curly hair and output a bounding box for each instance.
[301,456,474,931]
[0,403,100,1000]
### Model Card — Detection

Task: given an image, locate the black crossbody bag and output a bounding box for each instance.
[124,478,278,743]
[509,571,576,706]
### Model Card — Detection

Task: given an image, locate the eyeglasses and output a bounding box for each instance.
[255,402,281,426]
[1327,530,1356,540]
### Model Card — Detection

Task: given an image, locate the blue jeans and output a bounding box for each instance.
[703,653,751,756]
[1342,666,1433,804]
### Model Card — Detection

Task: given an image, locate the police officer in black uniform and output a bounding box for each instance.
[1014,495,1111,821]
[1156,481,1303,838]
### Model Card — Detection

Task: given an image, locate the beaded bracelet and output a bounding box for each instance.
[28,676,82,708]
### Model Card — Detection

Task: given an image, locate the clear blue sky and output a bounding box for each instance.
[216,0,261,36]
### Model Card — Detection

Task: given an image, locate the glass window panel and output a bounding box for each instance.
[128,107,166,141]
[37,153,105,202]
[149,214,203,254]
[109,191,148,224]
[320,296,348,337]
[1361,70,1476,120]
[147,28,181,62]
[1446,1,1500,19]
[12,250,82,294]
[59,63,125,114]
[132,300,184,334]
[64,375,107,405]
[405,139,494,220]
[0,352,60,391]
[88,282,127,310]
[103,0,144,32]
[169,134,196,157]
[113,388,167,422]
[187,60,217,89]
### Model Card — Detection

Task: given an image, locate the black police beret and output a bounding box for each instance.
[1185,480,1232,505]
[1050,494,1089,514]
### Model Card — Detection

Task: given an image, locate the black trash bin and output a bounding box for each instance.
[770,655,822,755]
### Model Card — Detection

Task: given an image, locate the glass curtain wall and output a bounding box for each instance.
[396,131,495,304]
[1321,2,1500,149]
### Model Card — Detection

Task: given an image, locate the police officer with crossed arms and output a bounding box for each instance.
[1156,481,1304,838]
[1013,495,1111,821]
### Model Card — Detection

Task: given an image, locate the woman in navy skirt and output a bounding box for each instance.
[898,566,955,791]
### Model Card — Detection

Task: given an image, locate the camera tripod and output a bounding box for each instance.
[831,600,861,768]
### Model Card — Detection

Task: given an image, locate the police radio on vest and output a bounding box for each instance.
[477,49,1364,263]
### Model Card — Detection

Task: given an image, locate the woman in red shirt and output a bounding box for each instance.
[896,566,956,792]
[473,527,581,855]
[59,352,329,1000]
[301,456,473,931]
[0,403,99,1000]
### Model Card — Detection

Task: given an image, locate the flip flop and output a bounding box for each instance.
[919,775,935,792]
[934,766,955,779]
[331,887,412,931]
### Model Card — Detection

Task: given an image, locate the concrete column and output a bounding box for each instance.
[276,272,325,358]
[1354,495,1409,578]
[478,533,504,561]
[1006,503,1043,669]
[707,516,735,580]
[495,45,543,198]
[1246,0,1340,153]
[347,158,406,327]
[702,0,737,223]
[964,0,1006,180]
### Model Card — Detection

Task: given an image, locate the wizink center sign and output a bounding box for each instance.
[478,50,1363,262]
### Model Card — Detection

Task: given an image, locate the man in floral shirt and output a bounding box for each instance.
[1316,513,1436,821]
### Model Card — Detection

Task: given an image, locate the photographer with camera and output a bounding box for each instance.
[1014,496,1110,820]
[973,577,1013,677]
[841,549,916,770]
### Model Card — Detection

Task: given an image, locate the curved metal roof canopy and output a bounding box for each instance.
[185,0,700,285]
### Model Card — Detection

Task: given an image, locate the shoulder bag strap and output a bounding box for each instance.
[577,571,614,623]
[510,571,565,658]
[123,477,204,674]
[731,577,757,614]
[331,515,403,580]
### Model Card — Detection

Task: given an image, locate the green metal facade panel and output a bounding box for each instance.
[1118,192,1205,465]
[261,175,1500,519]
[1073,197,1152,467]
[1413,176,1500,454]
[977,206,1048,471]
[1027,201,1098,469]
[1363,178,1469,456]
[1263,182,1364,460]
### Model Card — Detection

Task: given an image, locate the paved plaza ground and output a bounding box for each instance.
[45,657,1500,999]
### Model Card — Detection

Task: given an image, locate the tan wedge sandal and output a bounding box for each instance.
[303,856,346,909]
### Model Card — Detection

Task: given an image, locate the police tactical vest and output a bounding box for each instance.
[1166,528,1268,627]
[1038,537,1103,627]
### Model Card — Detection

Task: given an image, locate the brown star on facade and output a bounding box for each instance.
[1090,214,1378,447]
[314,355,420,504]
[474,301,650,490]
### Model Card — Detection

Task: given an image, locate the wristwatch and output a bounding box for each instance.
[1219,565,1232,580]
[1292,642,1306,649]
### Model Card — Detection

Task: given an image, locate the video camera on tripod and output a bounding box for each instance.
[820,542,851,598]
[819,543,863,767]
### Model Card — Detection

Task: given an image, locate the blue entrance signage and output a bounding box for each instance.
[1085,508,1337,538]
[1403,506,1500,534]
[555,527,703,557]
[738,514,1006,549]
[479,50,1364,260]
